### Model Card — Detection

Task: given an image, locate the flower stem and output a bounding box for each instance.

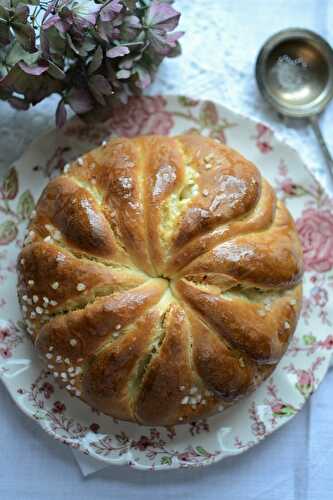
[172,110,198,122]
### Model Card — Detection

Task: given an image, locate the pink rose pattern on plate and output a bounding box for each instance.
[253,123,273,154]
[296,208,333,272]
[0,96,332,470]
[64,96,174,144]
[107,96,174,137]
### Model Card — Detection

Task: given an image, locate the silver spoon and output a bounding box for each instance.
[256,28,333,192]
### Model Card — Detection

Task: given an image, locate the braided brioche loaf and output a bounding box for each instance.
[17,134,303,425]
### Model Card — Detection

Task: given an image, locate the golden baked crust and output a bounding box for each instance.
[17,134,303,425]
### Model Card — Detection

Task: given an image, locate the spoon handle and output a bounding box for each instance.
[309,115,333,193]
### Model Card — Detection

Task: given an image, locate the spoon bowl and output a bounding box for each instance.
[256,28,333,117]
[256,28,333,191]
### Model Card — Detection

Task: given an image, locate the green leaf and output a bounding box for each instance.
[88,45,103,75]
[50,53,64,69]
[66,33,80,56]
[0,19,10,45]
[293,185,308,197]
[47,60,65,80]
[13,4,29,23]
[168,40,182,58]
[296,383,312,398]
[281,405,297,416]
[0,5,9,21]
[123,0,136,8]
[81,38,96,54]
[89,74,112,95]
[17,190,34,219]
[0,86,11,100]
[0,220,18,245]
[2,166,18,200]
[13,21,36,53]
[303,335,316,345]
[195,446,209,457]
[45,27,66,53]
[273,405,297,417]
[1,64,62,104]
[11,0,39,7]
[178,96,199,107]
[160,456,172,465]
[6,41,39,67]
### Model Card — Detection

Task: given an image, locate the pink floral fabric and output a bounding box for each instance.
[297,208,333,272]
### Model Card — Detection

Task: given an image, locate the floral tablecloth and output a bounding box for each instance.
[0,1,333,499]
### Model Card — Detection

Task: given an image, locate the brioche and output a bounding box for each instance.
[17,134,303,425]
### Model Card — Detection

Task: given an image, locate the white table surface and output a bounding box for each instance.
[1,1,333,498]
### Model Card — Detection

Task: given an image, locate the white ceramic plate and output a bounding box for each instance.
[1,95,333,470]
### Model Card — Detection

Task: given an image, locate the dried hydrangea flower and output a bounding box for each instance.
[0,0,183,126]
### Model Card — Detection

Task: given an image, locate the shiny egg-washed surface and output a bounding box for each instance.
[17,134,303,426]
